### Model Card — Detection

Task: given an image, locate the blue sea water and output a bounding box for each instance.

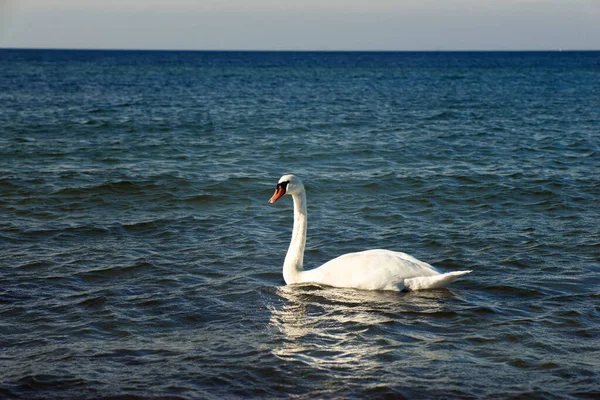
[0,49,599,399]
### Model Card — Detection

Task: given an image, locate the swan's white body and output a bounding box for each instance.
[269,174,471,291]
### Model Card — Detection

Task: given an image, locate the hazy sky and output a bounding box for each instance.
[1,0,599,50]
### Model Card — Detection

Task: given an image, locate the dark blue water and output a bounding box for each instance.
[1,49,599,399]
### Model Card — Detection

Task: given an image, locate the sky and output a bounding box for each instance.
[1,0,599,50]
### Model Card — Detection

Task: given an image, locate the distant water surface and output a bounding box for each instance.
[0,50,599,399]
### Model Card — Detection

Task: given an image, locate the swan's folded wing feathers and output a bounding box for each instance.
[309,249,441,291]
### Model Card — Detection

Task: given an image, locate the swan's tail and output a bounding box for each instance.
[404,270,472,291]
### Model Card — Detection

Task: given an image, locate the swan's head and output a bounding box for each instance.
[268,174,304,204]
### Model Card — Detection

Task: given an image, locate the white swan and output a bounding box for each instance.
[269,174,471,291]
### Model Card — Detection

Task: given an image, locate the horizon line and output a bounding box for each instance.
[1,47,599,53]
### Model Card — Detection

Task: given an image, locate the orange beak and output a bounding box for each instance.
[268,184,286,204]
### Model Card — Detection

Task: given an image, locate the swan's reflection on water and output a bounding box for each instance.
[268,284,457,370]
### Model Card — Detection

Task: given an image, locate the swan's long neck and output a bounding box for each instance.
[283,190,307,284]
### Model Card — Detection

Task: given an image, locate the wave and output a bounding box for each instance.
[52,180,161,196]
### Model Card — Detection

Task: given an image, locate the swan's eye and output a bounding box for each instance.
[278,181,290,191]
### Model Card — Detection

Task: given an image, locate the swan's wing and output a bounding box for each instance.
[301,249,441,291]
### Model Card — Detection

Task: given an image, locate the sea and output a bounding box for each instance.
[0,49,599,399]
